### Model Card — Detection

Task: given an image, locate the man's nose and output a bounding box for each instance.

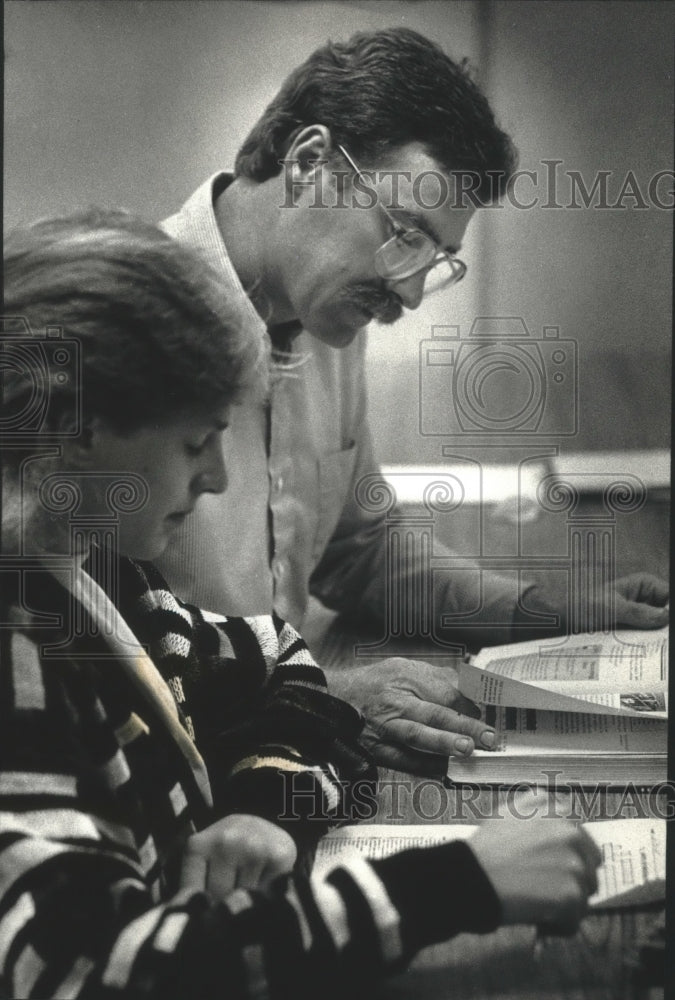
[387,270,427,310]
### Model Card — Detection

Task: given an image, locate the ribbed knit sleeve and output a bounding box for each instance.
[372,841,502,953]
[86,556,378,850]
[1,623,500,999]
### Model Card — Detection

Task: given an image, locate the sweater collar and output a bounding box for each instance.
[48,559,214,810]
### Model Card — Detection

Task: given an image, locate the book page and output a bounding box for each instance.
[462,628,668,718]
[315,820,666,910]
[470,707,667,755]
[473,628,667,683]
[586,818,666,909]
[458,660,667,718]
[314,824,476,871]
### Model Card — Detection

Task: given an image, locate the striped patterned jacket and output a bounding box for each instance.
[0,559,499,998]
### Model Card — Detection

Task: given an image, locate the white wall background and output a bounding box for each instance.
[4,0,672,459]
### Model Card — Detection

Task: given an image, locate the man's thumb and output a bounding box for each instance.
[618,601,669,629]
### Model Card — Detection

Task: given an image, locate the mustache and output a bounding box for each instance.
[348,284,404,325]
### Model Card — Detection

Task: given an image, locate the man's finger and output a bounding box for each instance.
[386,701,496,750]
[641,578,669,605]
[383,717,483,757]
[372,741,449,778]
[618,574,669,606]
[616,600,669,629]
[447,692,482,720]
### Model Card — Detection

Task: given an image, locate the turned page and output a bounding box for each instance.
[459,628,668,718]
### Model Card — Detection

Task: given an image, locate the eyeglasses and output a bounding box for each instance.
[337,145,467,295]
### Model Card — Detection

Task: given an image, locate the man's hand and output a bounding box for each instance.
[516,573,669,638]
[610,574,669,628]
[327,658,496,776]
[469,793,602,933]
[180,814,297,901]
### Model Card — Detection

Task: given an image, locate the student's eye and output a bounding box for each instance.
[185,436,209,457]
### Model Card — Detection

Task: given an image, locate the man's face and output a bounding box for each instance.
[275,142,475,348]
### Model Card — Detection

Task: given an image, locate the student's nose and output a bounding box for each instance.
[195,441,228,496]
[387,269,427,311]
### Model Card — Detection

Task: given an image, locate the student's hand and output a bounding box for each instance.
[180,814,297,900]
[469,794,602,934]
[329,658,496,776]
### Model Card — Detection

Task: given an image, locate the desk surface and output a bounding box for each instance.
[304,498,669,1000]
[308,615,668,999]
[367,773,666,1000]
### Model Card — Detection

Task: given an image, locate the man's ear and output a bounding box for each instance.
[283,124,334,184]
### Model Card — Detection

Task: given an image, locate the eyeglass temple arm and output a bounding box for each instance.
[336,144,407,234]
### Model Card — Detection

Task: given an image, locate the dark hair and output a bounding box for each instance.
[2,209,266,448]
[235,27,517,199]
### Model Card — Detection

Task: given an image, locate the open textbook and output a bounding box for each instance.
[315,819,666,911]
[447,628,668,786]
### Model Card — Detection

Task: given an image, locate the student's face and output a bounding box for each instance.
[81,407,229,561]
[276,141,475,348]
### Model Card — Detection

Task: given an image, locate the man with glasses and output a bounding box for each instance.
[337,143,468,294]
[157,27,668,776]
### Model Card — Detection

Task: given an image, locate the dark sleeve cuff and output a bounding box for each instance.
[217,764,378,857]
[372,840,502,955]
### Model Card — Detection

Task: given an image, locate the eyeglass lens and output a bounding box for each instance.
[376,231,436,281]
[376,235,465,293]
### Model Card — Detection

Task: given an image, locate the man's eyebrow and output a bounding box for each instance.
[401,211,461,255]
